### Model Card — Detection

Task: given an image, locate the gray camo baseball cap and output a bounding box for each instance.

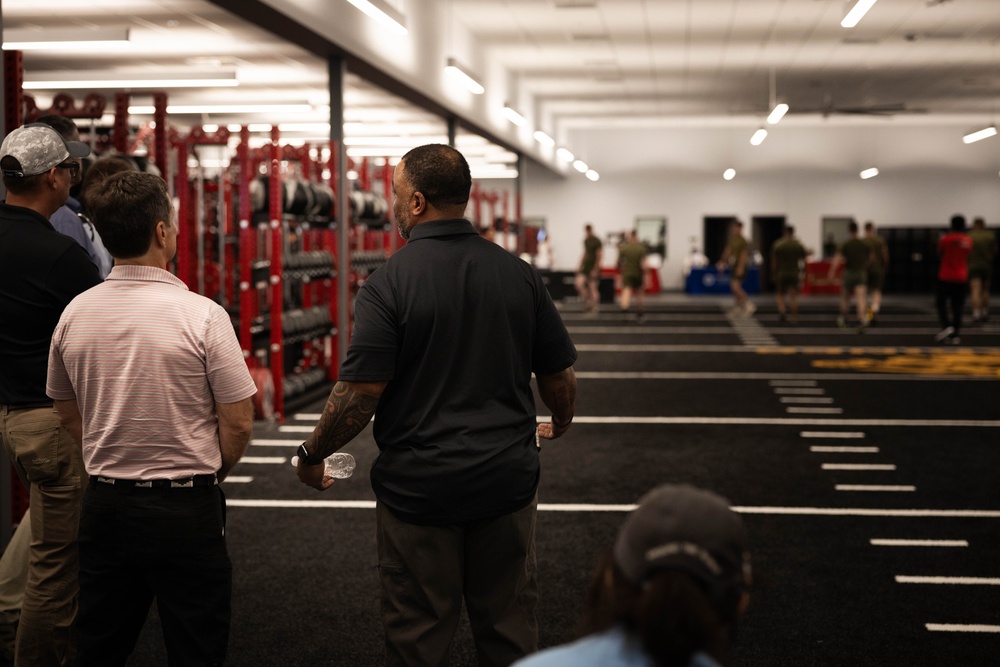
[0,122,90,178]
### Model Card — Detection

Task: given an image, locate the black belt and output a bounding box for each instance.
[3,401,54,410]
[94,474,218,489]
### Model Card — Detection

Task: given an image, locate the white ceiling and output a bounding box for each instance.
[3,0,1000,176]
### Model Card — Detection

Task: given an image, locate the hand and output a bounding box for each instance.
[296,459,335,491]
[537,420,570,441]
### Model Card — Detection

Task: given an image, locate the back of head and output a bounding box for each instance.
[864,222,874,233]
[950,214,966,232]
[87,171,171,259]
[400,144,471,212]
[584,484,750,667]
[36,115,80,142]
[972,217,985,230]
[848,221,859,234]
[80,155,139,213]
[784,225,795,236]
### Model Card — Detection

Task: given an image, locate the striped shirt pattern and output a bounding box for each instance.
[47,265,257,479]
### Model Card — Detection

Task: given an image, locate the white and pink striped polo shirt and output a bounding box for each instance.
[47,265,257,479]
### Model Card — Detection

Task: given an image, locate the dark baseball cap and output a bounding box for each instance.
[613,484,750,593]
[0,122,90,178]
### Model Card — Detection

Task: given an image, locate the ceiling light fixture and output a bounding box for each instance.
[572,159,589,173]
[767,103,789,125]
[345,0,408,36]
[841,0,878,28]
[556,147,575,163]
[444,57,485,95]
[27,70,238,90]
[860,167,880,179]
[585,169,600,182]
[533,131,555,147]
[962,125,998,144]
[502,104,528,127]
[2,27,131,51]
[723,168,736,181]
[750,128,768,146]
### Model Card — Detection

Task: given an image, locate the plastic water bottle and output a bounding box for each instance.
[290,451,356,479]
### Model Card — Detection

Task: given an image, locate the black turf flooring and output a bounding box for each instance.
[127,294,1000,666]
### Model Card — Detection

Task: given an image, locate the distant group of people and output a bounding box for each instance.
[574,224,650,320]
[827,220,888,333]
[934,215,996,344]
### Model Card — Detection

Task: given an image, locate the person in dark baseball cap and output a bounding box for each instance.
[513,484,751,667]
[0,122,90,178]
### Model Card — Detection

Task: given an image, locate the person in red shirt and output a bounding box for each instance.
[935,214,973,344]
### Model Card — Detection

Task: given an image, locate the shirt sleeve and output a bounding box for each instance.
[46,313,76,401]
[204,305,257,403]
[339,274,399,382]
[46,244,102,308]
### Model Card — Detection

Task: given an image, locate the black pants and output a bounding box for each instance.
[74,482,231,667]
[936,280,967,334]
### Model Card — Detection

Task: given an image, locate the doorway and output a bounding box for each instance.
[752,215,786,292]
[703,215,737,264]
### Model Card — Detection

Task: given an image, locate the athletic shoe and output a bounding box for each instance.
[935,326,955,343]
[949,336,961,345]
[836,317,846,328]
[743,302,757,317]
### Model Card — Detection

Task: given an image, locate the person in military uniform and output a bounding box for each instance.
[968,217,996,323]
[770,225,810,323]
[716,219,754,317]
[862,221,889,324]
[575,223,603,313]
[828,220,872,333]
[618,230,648,321]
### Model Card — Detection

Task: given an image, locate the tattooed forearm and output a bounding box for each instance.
[537,367,576,428]
[308,381,384,459]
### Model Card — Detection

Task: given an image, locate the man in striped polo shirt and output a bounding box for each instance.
[46,171,257,666]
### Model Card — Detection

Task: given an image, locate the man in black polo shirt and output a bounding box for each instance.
[0,123,101,666]
[296,143,577,666]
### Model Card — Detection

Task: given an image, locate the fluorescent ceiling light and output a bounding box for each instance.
[129,103,311,115]
[444,57,485,95]
[750,128,768,146]
[841,0,878,28]
[860,167,879,179]
[572,160,589,173]
[345,0,408,36]
[3,27,130,51]
[502,104,528,127]
[962,125,998,144]
[533,131,555,147]
[345,135,449,146]
[723,168,736,181]
[26,70,238,90]
[472,168,519,180]
[767,103,789,125]
[585,170,599,182]
[556,147,575,163]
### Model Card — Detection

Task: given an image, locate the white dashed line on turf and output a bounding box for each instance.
[836,485,916,492]
[238,456,287,464]
[786,407,844,414]
[251,439,301,447]
[780,397,835,404]
[770,380,818,387]
[801,431,866,438]
[897,576,1000,586]
[822,464,896,471]
[223,476,254,484]
[811,446,880,453]
[774,388,826,395]
[926,624,1000,634]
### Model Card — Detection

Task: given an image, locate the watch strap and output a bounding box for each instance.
[296,443,323,466]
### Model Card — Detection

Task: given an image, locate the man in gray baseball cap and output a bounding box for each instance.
[0,122,101,667]
[0,122,90,179]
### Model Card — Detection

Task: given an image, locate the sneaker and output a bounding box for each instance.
[743,302,757,317]
[935,326,955,343]
[837,317,846,328]
[950,336,961,345]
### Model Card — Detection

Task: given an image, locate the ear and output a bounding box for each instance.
[156,220,169,247]
[410,191,427,217]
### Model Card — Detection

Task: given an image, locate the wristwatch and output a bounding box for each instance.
[296,442,323,466]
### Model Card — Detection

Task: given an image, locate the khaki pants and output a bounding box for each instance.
[0,404,86,667]
[0,508,31,657]
[376,498,538,667]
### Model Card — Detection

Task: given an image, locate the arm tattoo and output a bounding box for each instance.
[311,382,380,459]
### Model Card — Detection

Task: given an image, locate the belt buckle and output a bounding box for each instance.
[172,478,195,488]
[135,480,153,488]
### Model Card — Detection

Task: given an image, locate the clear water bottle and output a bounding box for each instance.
[290,451,356,479]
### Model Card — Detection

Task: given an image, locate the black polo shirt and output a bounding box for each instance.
[0,201,102,405]
[340,218,577,524]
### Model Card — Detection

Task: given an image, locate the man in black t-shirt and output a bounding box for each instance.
[296,144,577,666]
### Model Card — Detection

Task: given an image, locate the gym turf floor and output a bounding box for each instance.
[128,294,999,666]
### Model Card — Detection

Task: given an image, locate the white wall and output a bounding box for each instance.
[524,124,1000,289]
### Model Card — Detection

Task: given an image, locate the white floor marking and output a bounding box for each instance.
[252,439,301,447]
[870,539,968,547]
[532,416,1000,427]
[574,343,996,354]
[223,476,254,484]
[801,431,866,438]
[811,446,880,453]
[822,464,896,471]
[897,576,1000,586]
[226,500,1000,518]
[279,425,316,433]
[294,413,322,420]
[926,624,1000,633]
[786,407,844,414]
[774,388,826,395]
[239,456,287,464]
[780,397,835,404]
[836,485,916,492]
[573,372,987,382]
